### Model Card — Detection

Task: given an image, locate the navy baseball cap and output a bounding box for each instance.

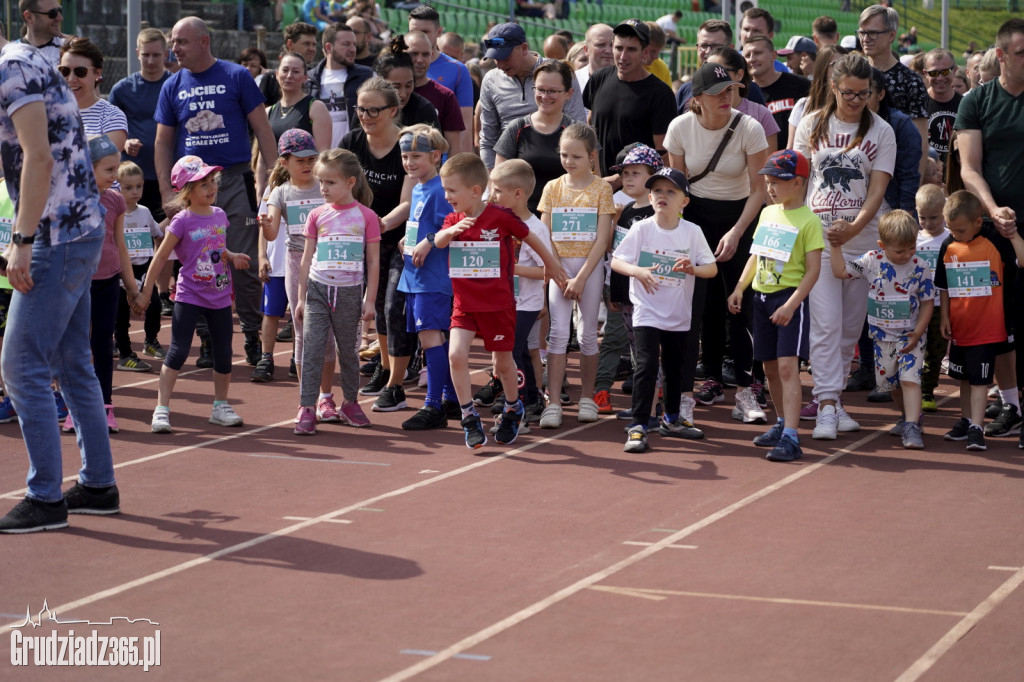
[613,19,651,47]
[645,167,690,195]
[483,23,526,60]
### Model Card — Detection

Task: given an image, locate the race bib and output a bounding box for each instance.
[612,225,628,251]
[285,198,324,236]
[947,260,992,297]
[916,248,939,272]
[316,234,363,271]
[513,275,520,298]
[405,220,419,257]
[123,223,154,260]
[0,216,12,250]
[449,240,499,278]
[551,207,598,244]
[868,291,911,329]
[637,248,687,288]
[750,221,798,263]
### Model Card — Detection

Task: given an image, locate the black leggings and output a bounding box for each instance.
[90,275,121,404]
[164,302,234,374]
[513,309,541,403]
[632,326,688,426]
[374,243,416,357]
[115,260,162,356]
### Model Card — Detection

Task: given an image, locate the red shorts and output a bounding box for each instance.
[451,306,516,352]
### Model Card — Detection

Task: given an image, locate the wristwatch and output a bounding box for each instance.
[425,232,436,247]
[12,233,34,246]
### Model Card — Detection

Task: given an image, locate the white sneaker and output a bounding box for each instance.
[539,403,562,429]
[577,397,599,423]
[835,402,861,432]
[679,394,697,425]
[151,409,171,434]
[813,404,838,440]
[210,403,243,427]
[418,367,428,389]
[731,387,767,424]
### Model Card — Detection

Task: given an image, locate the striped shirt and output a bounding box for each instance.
[79,97,128,139]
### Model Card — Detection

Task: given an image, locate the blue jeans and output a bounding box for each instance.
[0,237,115,502]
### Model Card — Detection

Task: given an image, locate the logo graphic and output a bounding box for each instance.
[714,66,728,80]
[480,228,499,241]
[817,153,864,192]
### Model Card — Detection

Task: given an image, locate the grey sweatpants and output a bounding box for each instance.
[218,167,261,335]
[300,279,362,407]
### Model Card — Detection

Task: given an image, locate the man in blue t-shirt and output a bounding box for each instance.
[154,17,278,363]
[408,5,474,139]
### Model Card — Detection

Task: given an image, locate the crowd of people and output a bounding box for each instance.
[0,0,1022,533]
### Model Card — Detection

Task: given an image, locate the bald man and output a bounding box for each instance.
[575,24,613,93]
[347,16,376,67]
[543,34,569,60]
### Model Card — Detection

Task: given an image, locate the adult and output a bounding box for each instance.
[109,27,173,221]
[665,63,768,423]
[340,79,417,410]
[812,16,839,48]
[154,16,278,365]
[543,34,569,61]
[374,37,442,132]
[18,0,64,68]
[348,17,377,67]
[437,32,463,63]
[583,20,675,179]
[778,36,817,77]
[656,10,686,46]
[743,34,810,150]
[404,31,465,153]
[239,47,268,81]
[922,48,962,164]
[787,44,849,148]
[868,67,922,216]
[574,23,613,93]
[265,53,332,149]
[566,42,587,72]
[59,37,129,152]
[706,46,779,153]
[643,21,674,88]
[258,21,321,107]
[408,5,474,136]
[0,41,118,533]
[493,59,574,214]
[675,19,767,115]
[477,22,586,168]
[966,50,985,90]
[793,54,896,439]
[306,22,374,148]
[739,7,791,74]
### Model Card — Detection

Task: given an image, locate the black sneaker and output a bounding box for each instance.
[722,358,737,387]
[694,362,707,381]
[985,395,1004,419]
[63,482,120,515]
[473,375,503,407]
[402,405,447,430]
[442,399,462,421]
[359,365,390,395]
[491,400,506,414]
[524,399,545,423]
[985,403,1022,437]
[117,352,152,372]
[614,356,632,381]
[244,333,262,367]
[403,366,420,385]
[251,354,274,382]
[196,339,213,369]
[143,339,166,359]
[462,414,487,450]
[621,377,633,395]
[845,367,875,392]
[360,354,380,377]
[159,292,174,317]
[276,320,293,342]
[494,402,524,445]
[944,417,971,441]
[288,356,298,378]
[694,379,725,406]
[966,425,987,451]
[867,387,894,402]
[0,497,68,534]
[372,385,407,412]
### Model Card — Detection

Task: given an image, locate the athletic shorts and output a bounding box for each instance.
[451,306,516,352]
[752,289,809,362]
[948,342,998,386]
[261,276,287,317]
[405,291,453,334]
[874,334,924,391]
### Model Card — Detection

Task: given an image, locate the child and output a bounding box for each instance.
[728,150,823,462]
[537,123,614,428]
[915,184,950,413]
[395,125,459,430]
[135,156,251,433]
[293,149,380,434]
[65,135,140,434]
[935,190,1024,451]
[436,153,567,449]
[489,159,551,430]
[830,210,934,449]
[113,161,166,373]
[612,168,717,453]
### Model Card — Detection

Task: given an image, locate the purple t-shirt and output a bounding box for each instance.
[168,207,233,309]
[94,189,127,280]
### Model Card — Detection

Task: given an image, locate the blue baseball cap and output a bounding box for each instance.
[483,23,526,60]
[645,167,690,195]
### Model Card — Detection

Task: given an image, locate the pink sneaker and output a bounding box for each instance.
[339,400,371,428]
[105,405,119,434]
[799,398,819,421]
[294,406,316,435]
[316,394,340,422]
[61,414,75,433]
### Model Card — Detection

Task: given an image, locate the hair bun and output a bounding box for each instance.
[389,34,408,55]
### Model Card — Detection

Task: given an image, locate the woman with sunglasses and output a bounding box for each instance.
[59,37,127,152]
[793,54,898,440]
[340,78,418,412]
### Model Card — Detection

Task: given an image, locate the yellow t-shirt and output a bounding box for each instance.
[538,175,615,259]
[646,58,673,88]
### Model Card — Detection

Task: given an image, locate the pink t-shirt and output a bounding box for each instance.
[93,189,127,280]
[167,207,233,309]
[303,201,381,287]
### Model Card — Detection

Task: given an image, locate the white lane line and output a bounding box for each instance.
[895,565,1024,682]
[282,516,353,524]
[113,348,296,391]
[0,418,608,638]
[987,566,1021,572]
[400,650,490,661]
[248,454,390,466]
[621,541,697,549]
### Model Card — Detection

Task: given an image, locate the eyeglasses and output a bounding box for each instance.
[924,66,954,78]
[58,65,92,79]
[856,29,891,41]
[30,6,62,18]
[355,105,392,118]
[837,88,872,101]
[535,88,566,97]
[696,42,725,51]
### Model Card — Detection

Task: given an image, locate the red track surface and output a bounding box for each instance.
[2,320,1024,680]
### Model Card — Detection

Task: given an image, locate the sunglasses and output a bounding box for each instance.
[924,67,954,78]
[58,65,92,79]
[30,7,63,18]
[483,37,520,49]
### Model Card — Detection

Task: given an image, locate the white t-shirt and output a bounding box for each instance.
[320,67,350,148]
[516,214,551,312]
[793,109,897,257]
[574,66,591,97]
[123,205,161,266]
[612,216,715,332]
[663,110,769,201]
[656,14,678,34]
[916,228,950,305]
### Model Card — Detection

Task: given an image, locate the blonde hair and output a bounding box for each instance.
[915,183,946,213]
[560,122,599,155]
[944,190,983,224]
[878,209,919,247]
[167,173,221,213]
[440,152,489,191]
[117,160,144,182]
[137,27,167,49]
[398,123,449,155]
[316,148,373,206]
[489,159,536,197]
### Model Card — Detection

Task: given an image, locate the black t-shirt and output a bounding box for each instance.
[759,72,810,150]
[924,92,962,163]
[340,128,406,246]
[401,91,442,130]
[584,66,677,176]
[492,114,572,214]
[610,201,656,304]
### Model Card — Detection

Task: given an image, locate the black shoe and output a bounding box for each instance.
[473,375,503,407]
[867,387,893,402]
[846,367,875,392]
[196,340,213,369]
[372,385,407,412]
[524,399,545,423]
[402,405,447,430]
[985,403,1022,437]
[0,497,68,533]
[244,333,262,367]
[276,321,293,342]
[621,377,633,395]
[288,356,298,378]
[966,425,987,451]
[722,358,737,387]
[442,399,462,421]
[461,414,487,450]
[614,355,633,381]
[360,354,380,377]
[944,417,971,441]
[694,362,707,381]
[491,400,506,414]
[403,366,420,385]
[159,292,174,317]
[359,364,390,396]
[251,354,274,382]
[63,482,120,515]
[986,395,1004,419]
[494,402,524,445]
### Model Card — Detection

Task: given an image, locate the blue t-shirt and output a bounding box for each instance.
[155,60,265,167]
[109,71,171,180]
[0,42,104,245]
[398,174,453,296]
[428,53,473,108]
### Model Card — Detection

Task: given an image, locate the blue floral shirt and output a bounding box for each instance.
[846,249,934,343]
[0,43,104,245]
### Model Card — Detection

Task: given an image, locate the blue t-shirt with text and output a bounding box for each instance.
[398,174,453,296]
